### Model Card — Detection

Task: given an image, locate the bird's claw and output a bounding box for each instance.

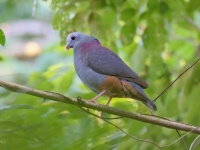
[88,99,98,105]
[77,96,84,104]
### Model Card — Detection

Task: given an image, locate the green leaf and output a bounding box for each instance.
[0,104,35,114]
[120,8,136,22]
[88,12,103,35]
[186,0,200,13]
[0,28,6,46]
[120,21,136,45]
[159,1,169,14]
[91,0,107,10]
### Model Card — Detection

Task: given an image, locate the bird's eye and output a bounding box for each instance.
[71,36,76,40]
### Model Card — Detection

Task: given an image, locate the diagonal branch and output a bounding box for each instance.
[0,79,200,134]
[184,15,200,32]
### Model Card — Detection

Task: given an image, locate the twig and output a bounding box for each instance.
[162,129,193,148]
[74,97,190,149]
[175,130,188,150]
[74,98,162,149]
[153,58,200,102]
[0,80,200,134]
[189,135,200,150]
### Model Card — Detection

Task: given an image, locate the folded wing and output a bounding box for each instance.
[87,46,148,89]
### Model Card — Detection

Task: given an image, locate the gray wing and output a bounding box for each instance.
[87,46,148,89]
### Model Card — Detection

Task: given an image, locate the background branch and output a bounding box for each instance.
[0,79,200,134]
[184,15,200,32]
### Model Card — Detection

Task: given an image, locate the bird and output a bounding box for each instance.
[66,32,156,111]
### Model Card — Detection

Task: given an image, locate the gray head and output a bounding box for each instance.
[66,32,100,51]
[66,32,88,51]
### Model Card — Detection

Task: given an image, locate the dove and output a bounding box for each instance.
[66,32,156,111]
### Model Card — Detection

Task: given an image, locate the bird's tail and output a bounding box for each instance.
[142,99,157,111]
[124,80,157,111]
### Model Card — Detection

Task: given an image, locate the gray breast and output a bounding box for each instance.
[74,51,106,94]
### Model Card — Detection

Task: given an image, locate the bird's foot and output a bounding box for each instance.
[88,99,98,105]
[87,99,99,112]
[87,90,106,105]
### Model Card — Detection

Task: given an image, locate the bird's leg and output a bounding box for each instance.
[106,96,113,106]
[101,96,113,118]
[88,90,106,104]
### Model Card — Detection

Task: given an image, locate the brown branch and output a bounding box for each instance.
[0,79,200,134]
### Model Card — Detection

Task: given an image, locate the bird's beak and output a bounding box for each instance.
[66,45,70,51]
[66,40,73,51]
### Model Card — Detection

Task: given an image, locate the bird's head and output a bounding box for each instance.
[66,32,100,51]
[66,32,86,51]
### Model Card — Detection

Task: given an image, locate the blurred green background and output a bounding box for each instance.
[0,0,200,149]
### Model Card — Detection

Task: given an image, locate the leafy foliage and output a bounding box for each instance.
[0,0,200,149]
[0,29,5,46]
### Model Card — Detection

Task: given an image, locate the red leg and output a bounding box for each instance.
[106,96,112,106]
[88,90,106,104]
